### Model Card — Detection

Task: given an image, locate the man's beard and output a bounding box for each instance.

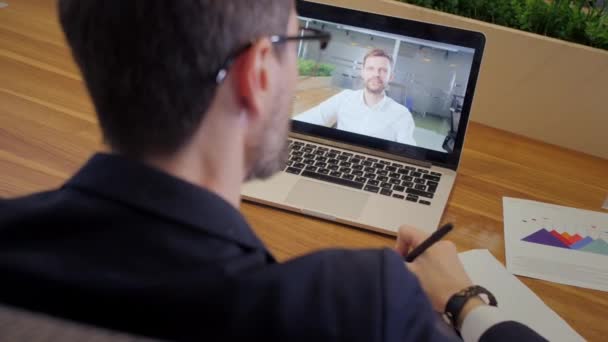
[365,77,386,95]
[245,92,291,181]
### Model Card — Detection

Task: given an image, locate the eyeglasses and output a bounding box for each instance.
[214,27,331,84]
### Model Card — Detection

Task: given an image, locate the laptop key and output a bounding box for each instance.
[364,167,375,173]
[415,184,427,191]
[398,169,409,175]
[339,167,351,174]
[352,170,364,177]
[431,171,442,177]
[286,167,302,175]
[350,158,362,164]
[418,169,430,174]
[342,174,355,181]
[393,185,406,192]
[328,159,339,165]
[286,160,294,167]
[342,152,353,157]
[406,188,434,199]
[305,166,318,172]
[368,180,380,186]
[373,163,385,170]
[379,160,391,165]
[304,153,316,159]
[402,181,414,188]
[327,153,338,159]
[402,175,413,181]
[423,174,441,182]
[362,161,373,167]
[405,166,416,171]
[392,163,403,168]
[337,155,349,161]
[339,162,352,168]
[419,200,432,206]
[393,194,405,199]
[414,178,426,184]
[328,164,339,171]
[406,196,418,202]
[301,170,364,190]
[389,178,401,185]
[294,163,306,169]
[427,181,439,187]
[355,177,367,183]
[330,171,342,177]
[364,185,380,193]
[411,172,422,178]
[315,156,327,163]
[352,164,364,171]
[427,185,438,193]
[367,158,378,163]
[314,162,327,168]
[385,166,397,172]
[381,182,392,189]
[318,168,330,175]
[303,159,315,165]
[377,170,389,176]
[380,189,393,196]
[364,173,376,179]
[377,176,389,182]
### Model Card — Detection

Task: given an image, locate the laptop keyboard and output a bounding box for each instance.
[283,139,441,206]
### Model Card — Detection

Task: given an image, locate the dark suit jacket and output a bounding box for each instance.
[0,154,546,341]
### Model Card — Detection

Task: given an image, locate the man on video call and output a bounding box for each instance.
[0,1,547,341]
[295,48,417,146]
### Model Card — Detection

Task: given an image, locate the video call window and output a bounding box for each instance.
[293,17,476,154]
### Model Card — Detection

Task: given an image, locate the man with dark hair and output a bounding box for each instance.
[295,48,417,146]
[0,1,546,341]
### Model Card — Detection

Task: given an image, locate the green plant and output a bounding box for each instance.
[397,0,608,50]
[298,59,336,77]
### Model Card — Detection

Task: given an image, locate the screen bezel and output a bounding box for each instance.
[294,1,486,170]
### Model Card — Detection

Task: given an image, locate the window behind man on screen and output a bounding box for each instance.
[292,17,476,154]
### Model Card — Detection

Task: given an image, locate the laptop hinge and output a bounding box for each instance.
[288,132,433,169]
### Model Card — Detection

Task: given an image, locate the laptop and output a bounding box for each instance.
[242,1,486,235]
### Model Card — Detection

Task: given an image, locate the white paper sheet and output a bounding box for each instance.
[503,197,608,292]
[459,249,584,342]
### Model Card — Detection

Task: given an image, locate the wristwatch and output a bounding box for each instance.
[444,285,498,329]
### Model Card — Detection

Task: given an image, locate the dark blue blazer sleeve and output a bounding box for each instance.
[224,248,458,341]
[480,321,548,342]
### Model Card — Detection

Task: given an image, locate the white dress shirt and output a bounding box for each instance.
[461,305,507,342]
[294,89,417,146]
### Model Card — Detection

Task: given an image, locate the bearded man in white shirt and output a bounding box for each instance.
[295,48,417,146]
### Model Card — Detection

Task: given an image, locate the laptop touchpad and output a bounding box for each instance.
[286,179,369,219]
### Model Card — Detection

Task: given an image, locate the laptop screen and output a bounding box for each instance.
[293,16,476,155]
[292,1,485,170]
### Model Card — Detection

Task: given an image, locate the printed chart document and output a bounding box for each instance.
[503,197,608,292]
[459,249,583,342]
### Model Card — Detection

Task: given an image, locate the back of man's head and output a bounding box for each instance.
[58,0,292,158]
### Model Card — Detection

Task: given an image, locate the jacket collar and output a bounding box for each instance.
[65,153,270,254]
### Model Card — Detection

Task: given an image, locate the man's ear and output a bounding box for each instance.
[232,38,274,124]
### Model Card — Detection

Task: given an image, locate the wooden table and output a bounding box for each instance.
[1,1,607,340]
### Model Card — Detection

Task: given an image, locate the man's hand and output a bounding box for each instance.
[395,225,479,314]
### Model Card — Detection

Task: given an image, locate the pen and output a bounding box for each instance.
[405,223,454,263]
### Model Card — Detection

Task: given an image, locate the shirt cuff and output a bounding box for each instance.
[460,305,506,342]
